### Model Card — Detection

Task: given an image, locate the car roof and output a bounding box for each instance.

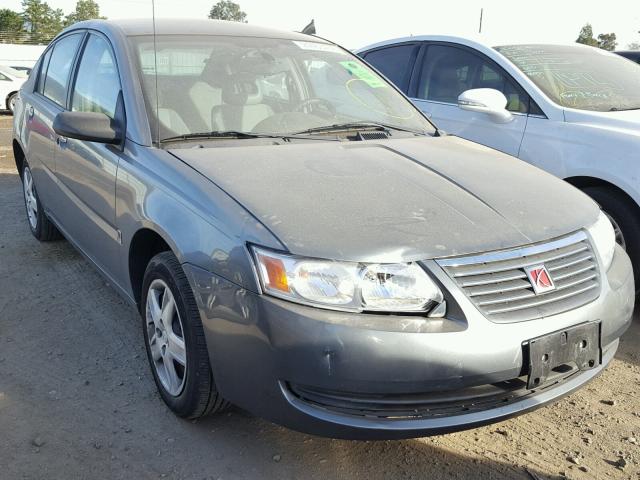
[356,34,597,53]
[66,18,322,43]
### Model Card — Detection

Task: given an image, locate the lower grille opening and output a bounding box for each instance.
[287,370,581,420]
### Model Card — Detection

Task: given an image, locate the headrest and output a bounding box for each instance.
[221,75,263,106]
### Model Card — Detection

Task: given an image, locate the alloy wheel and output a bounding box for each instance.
[145,279,187,396]
[22,167,38,230]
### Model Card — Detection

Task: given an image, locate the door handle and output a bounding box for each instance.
[28,105,34,118]
[56,136,67,146]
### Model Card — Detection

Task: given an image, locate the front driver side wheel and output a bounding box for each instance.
[141,251,228,419]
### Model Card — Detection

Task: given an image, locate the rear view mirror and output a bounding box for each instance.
[458,88,513,124]
[53,111,122,144]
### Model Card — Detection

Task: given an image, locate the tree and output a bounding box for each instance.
[597,32,617,51]
[21,0,64,43]
[576,23,598,47]
[629,31,640,50]
[208,1,247,22]
[0,8,24,42]
[64,0,105,27]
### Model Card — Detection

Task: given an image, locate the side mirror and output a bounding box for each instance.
[53,111,122,144]
[457,88,513,124]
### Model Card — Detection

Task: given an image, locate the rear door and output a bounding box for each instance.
[26,32,84,212]
[53,31,125,279]
[410,43,529,157]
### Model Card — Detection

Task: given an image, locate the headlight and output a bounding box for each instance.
[252,246,443,313]
[587,211,616,271]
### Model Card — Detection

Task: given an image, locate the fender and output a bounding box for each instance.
[114,141,283,299]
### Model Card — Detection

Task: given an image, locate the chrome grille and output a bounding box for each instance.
[437,232,600,322]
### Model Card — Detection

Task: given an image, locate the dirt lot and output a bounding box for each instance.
[0,113,639,480]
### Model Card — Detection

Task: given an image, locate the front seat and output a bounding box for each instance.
[189,81,222,131]
[211,77,274,132]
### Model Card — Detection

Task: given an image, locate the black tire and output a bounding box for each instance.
[583,186,640,285]
[21,163,62,241]
[7,92,17,113]
[140,251,228,419]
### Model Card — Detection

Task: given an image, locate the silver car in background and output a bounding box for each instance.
[12,19,634,439]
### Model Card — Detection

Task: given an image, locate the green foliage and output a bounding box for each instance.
[208,1,247,22]
[21,0,64,44]
[576,23,598,47]
[596,33,617,51]
[0,8,24,42]
[0,0,107,44]
[0,8,24,32]
[576,23,618,51]
[65,0,105,27]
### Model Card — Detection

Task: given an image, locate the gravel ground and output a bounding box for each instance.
[0,113,639,480]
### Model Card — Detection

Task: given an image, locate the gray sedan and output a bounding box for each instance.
[12,19,634,440]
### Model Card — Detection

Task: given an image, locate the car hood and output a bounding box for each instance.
[564,108,640,135]
[170,136,598,263]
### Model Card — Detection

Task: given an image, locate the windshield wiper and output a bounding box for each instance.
[290,122,428,136]
[609,107,640,112]
[160,130,284,143]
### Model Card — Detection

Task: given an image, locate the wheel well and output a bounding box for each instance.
[564,176,639,211]
[129,228,171,306]
[12,140,25,178]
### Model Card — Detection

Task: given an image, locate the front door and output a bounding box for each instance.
[411,43,529,157]
[53,32,124,281]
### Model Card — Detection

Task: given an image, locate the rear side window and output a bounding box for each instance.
[362,44,417,93]
[37,49,52,94]
[43,33,83,107]
[417,44,529,113]
[72,34,121,118]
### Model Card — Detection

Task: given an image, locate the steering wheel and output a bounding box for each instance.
[294,97,336,116]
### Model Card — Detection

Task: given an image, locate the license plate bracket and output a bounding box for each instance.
[527,322,600,390]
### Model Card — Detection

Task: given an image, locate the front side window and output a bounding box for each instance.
[129,35,434,142]
[497,44,640,112]
[43,33,83,107]
[72,34,121,118]
[417,45,529,113]
[362,44,417,93]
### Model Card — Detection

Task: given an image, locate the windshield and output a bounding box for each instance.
[128,35,434,142]
[496,44,640,112]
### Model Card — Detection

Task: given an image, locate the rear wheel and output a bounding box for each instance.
[22,163,61,241]
[583,186,640,285]
[141,251,228,418]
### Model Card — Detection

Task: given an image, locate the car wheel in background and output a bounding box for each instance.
[141,251,229,419]
[7,93,17,113]
[22,163,61,241]
[583,186,640,287]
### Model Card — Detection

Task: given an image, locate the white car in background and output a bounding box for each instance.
[0,65,27,113]
[358,37,640,284]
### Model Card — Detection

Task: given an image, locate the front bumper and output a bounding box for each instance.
[184,244,634,440]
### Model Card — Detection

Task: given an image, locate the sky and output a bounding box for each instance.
[2,0,640,49]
